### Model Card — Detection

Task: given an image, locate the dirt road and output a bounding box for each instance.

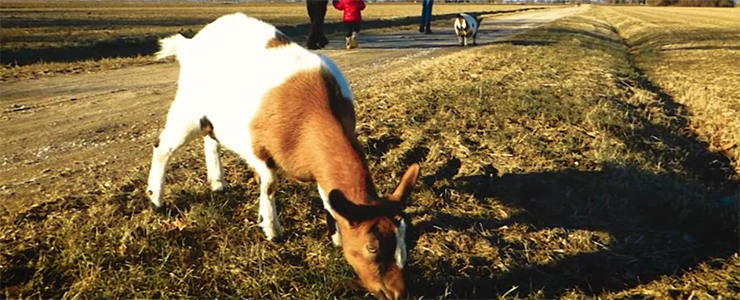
[0,6,581,215]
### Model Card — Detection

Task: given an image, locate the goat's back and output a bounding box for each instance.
[160,13,356,180]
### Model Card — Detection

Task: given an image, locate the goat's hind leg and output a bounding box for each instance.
[204,135,226,192]
[146,115,202,207]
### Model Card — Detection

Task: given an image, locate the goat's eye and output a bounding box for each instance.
[366,245,378,254]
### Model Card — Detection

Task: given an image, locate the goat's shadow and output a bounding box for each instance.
[386,21,740,296]
[398,79,739,299]
[404,162,737,298]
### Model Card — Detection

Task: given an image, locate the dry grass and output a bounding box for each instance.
[600,6,740,176]
[1,4,738,300]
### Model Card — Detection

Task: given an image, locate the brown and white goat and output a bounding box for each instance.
[453,13,482,46]
[146,13,419,300]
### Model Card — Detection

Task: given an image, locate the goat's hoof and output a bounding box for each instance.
[210,180,227,192]
[262,223,285,242]
[147,189,163,208]
[331,232,342,247]
[265,230,285,242]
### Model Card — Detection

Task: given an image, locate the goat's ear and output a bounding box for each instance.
[329,189,359,222]
[388,164,421,204]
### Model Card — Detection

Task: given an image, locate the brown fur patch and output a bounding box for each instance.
[249,65,408,299]
[266,31,291,49]
[253,146,278,170]
[199,116,217,140]
[266,157,276,170]
[267,181,277,197]
[250,67,373,202]
[370,218,398,264]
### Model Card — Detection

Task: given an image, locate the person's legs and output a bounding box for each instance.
[314,2,329,47]
[419,0,431,32]
[345,22,353,49]
[306,0,329,49]
[423,0,434,33]
[350,22,360,48]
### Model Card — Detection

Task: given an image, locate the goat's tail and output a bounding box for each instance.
[155,34,188,60]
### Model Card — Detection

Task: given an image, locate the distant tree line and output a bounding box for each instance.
[647,0,734,6]
[205,0,734,5]
[602,0,735,5]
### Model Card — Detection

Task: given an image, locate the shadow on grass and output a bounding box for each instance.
[402,39,738,298]
[660,45,740,52]
[408,164,737,298]
[484,26,630,53]
[1,8,545,66]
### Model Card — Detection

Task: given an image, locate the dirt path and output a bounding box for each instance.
[347,6,580,49]
[0,6,581,215]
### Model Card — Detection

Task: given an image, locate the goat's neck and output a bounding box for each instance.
[314,134,377,206]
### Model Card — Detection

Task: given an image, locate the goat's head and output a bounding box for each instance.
[328,164,420,300]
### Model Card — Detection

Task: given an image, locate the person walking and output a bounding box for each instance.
[332,0,365,49]
[306,0,329,50]
[419,0,434,34]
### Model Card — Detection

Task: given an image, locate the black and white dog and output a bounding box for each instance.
[453,13,482,47]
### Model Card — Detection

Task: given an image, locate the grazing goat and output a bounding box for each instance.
[453,13,482,46]
[147,13,419,300]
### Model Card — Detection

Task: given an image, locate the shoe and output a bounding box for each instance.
[318,35,329,48]
[419,26,425,33]
[306,35,320,50]
[350,32,358,49]
[306,41,321,50]
[424,29,433,34]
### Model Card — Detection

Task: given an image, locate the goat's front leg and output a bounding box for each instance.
[204,136,226,192]
[251,159,283,241]
[318,185,342,246]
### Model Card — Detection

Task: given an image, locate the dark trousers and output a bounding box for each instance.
[345,21,361,37]
[306,0,329,49]
[420,0,434,30]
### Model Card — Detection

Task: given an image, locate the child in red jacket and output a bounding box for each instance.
[332,0,365,49]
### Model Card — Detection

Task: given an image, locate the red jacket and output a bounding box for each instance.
[333,0,365,23]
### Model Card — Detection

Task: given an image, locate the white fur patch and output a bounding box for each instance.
[148,12,333,208]
[394,219,407,269]
[318,185,342,246]
[165,12,324,161]
[454,17,467,34]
